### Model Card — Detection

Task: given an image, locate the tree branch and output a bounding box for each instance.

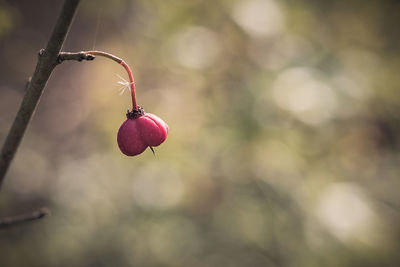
[57,51,95,63]
[0,207,49,229]
[0,0,81,189]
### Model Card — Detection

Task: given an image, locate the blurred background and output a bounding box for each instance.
[1,0,400,266]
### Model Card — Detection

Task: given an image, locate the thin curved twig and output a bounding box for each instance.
[0,207,50,229]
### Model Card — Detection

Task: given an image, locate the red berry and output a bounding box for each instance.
[117,111,168,156]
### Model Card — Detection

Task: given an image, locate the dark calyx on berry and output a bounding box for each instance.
[126,107,145,119]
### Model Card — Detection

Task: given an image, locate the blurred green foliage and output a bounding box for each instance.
[1,0,400,266]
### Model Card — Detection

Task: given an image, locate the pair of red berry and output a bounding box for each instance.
[85,51,168,156]
[117,107,168,156]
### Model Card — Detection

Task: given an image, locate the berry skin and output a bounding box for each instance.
[117,110,168,156]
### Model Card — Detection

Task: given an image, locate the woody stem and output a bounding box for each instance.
[0,0,81,189]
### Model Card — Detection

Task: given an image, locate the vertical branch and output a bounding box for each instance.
[0,0,81,189]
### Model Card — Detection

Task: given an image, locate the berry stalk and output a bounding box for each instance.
[84,50,137,109]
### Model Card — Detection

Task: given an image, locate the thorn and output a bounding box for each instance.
[150,146,155,155]
[38,49,45,57]
[56,54,63,64]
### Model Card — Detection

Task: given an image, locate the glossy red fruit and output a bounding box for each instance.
[117,109,168,156]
